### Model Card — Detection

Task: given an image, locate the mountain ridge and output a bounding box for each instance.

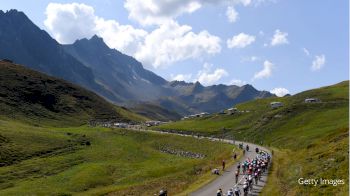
[63,35,173,103]
[0,9,275,118]
[0,9,121,103]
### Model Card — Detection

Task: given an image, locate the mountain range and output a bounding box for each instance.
[0,9,274,119]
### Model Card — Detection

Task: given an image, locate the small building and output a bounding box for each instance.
[181,116,189,120]
[145,121,163,127]
[199,112,209,117]
[227,107,239,114]
[304,98,321,103]
[189,114,197,118]
[114,122,128,128]
[270,102,283,109]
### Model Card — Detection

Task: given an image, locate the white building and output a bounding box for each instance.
[114,123,128,128]
[145,121,164,127]
[305,98,320,103]
[227,107,239,114]
[181,116,189,120]
[270,102,283,109]
[199,112,209,117]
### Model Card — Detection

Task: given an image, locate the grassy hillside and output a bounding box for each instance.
[0,61,238,195]
[129,102,182,121]
[156,81,349,195]
[0,61,146,126]
[0,120,235,195]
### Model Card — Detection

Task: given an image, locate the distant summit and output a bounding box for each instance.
[0,9,275,117]
[0,9,114,100]
[63,34,171,102]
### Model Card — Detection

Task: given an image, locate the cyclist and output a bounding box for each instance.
[234,187,241,196]
[217,188,223,196]
[227,188,234,196]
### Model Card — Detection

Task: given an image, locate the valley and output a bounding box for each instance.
[0,5,348,196]
[0,61,237,195]
[0,120,235,195]
[0,61,348,196]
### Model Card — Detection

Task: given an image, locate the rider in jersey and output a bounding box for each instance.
[248,175,253,190]
[234,187,241,196]
[227,188,234,196]
[254,172,258,184]
[217,188,223,196]
[243,181,248,193]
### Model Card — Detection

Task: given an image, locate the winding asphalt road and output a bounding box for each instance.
[128,128,271,196]
[191,140,271,196]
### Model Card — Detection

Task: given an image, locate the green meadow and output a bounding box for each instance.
[156,81,349,195]
[0,119,236,195]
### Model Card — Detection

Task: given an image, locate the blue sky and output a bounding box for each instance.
[0,0,348,96]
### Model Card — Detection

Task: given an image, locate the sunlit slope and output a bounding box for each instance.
[156,81,349,195]
[0,121,234,195]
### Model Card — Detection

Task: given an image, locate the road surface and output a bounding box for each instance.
[128,128,271,196]
[191,140,271,196]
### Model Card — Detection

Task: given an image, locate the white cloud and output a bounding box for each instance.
[229,79,247,86]
[171,73,192,81]
[226,6,239,23]
[196,63,229,86]
[135,20,221,68]
[302,47,310,56]
[44,3,221,69]
[311,54,326,71]
[253,0,277,6]
[124,0,202,26]
[227,33,256,48]
[44,3,147,55]
[239,0,252,6]
[44,3,96,44]
[94,18,147,55]
[123,0,260,26]
[270,29,289,46]
[270,87,289,97]
[253,60,274,80]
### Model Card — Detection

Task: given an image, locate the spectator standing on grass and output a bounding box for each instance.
[222,160,226,171]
